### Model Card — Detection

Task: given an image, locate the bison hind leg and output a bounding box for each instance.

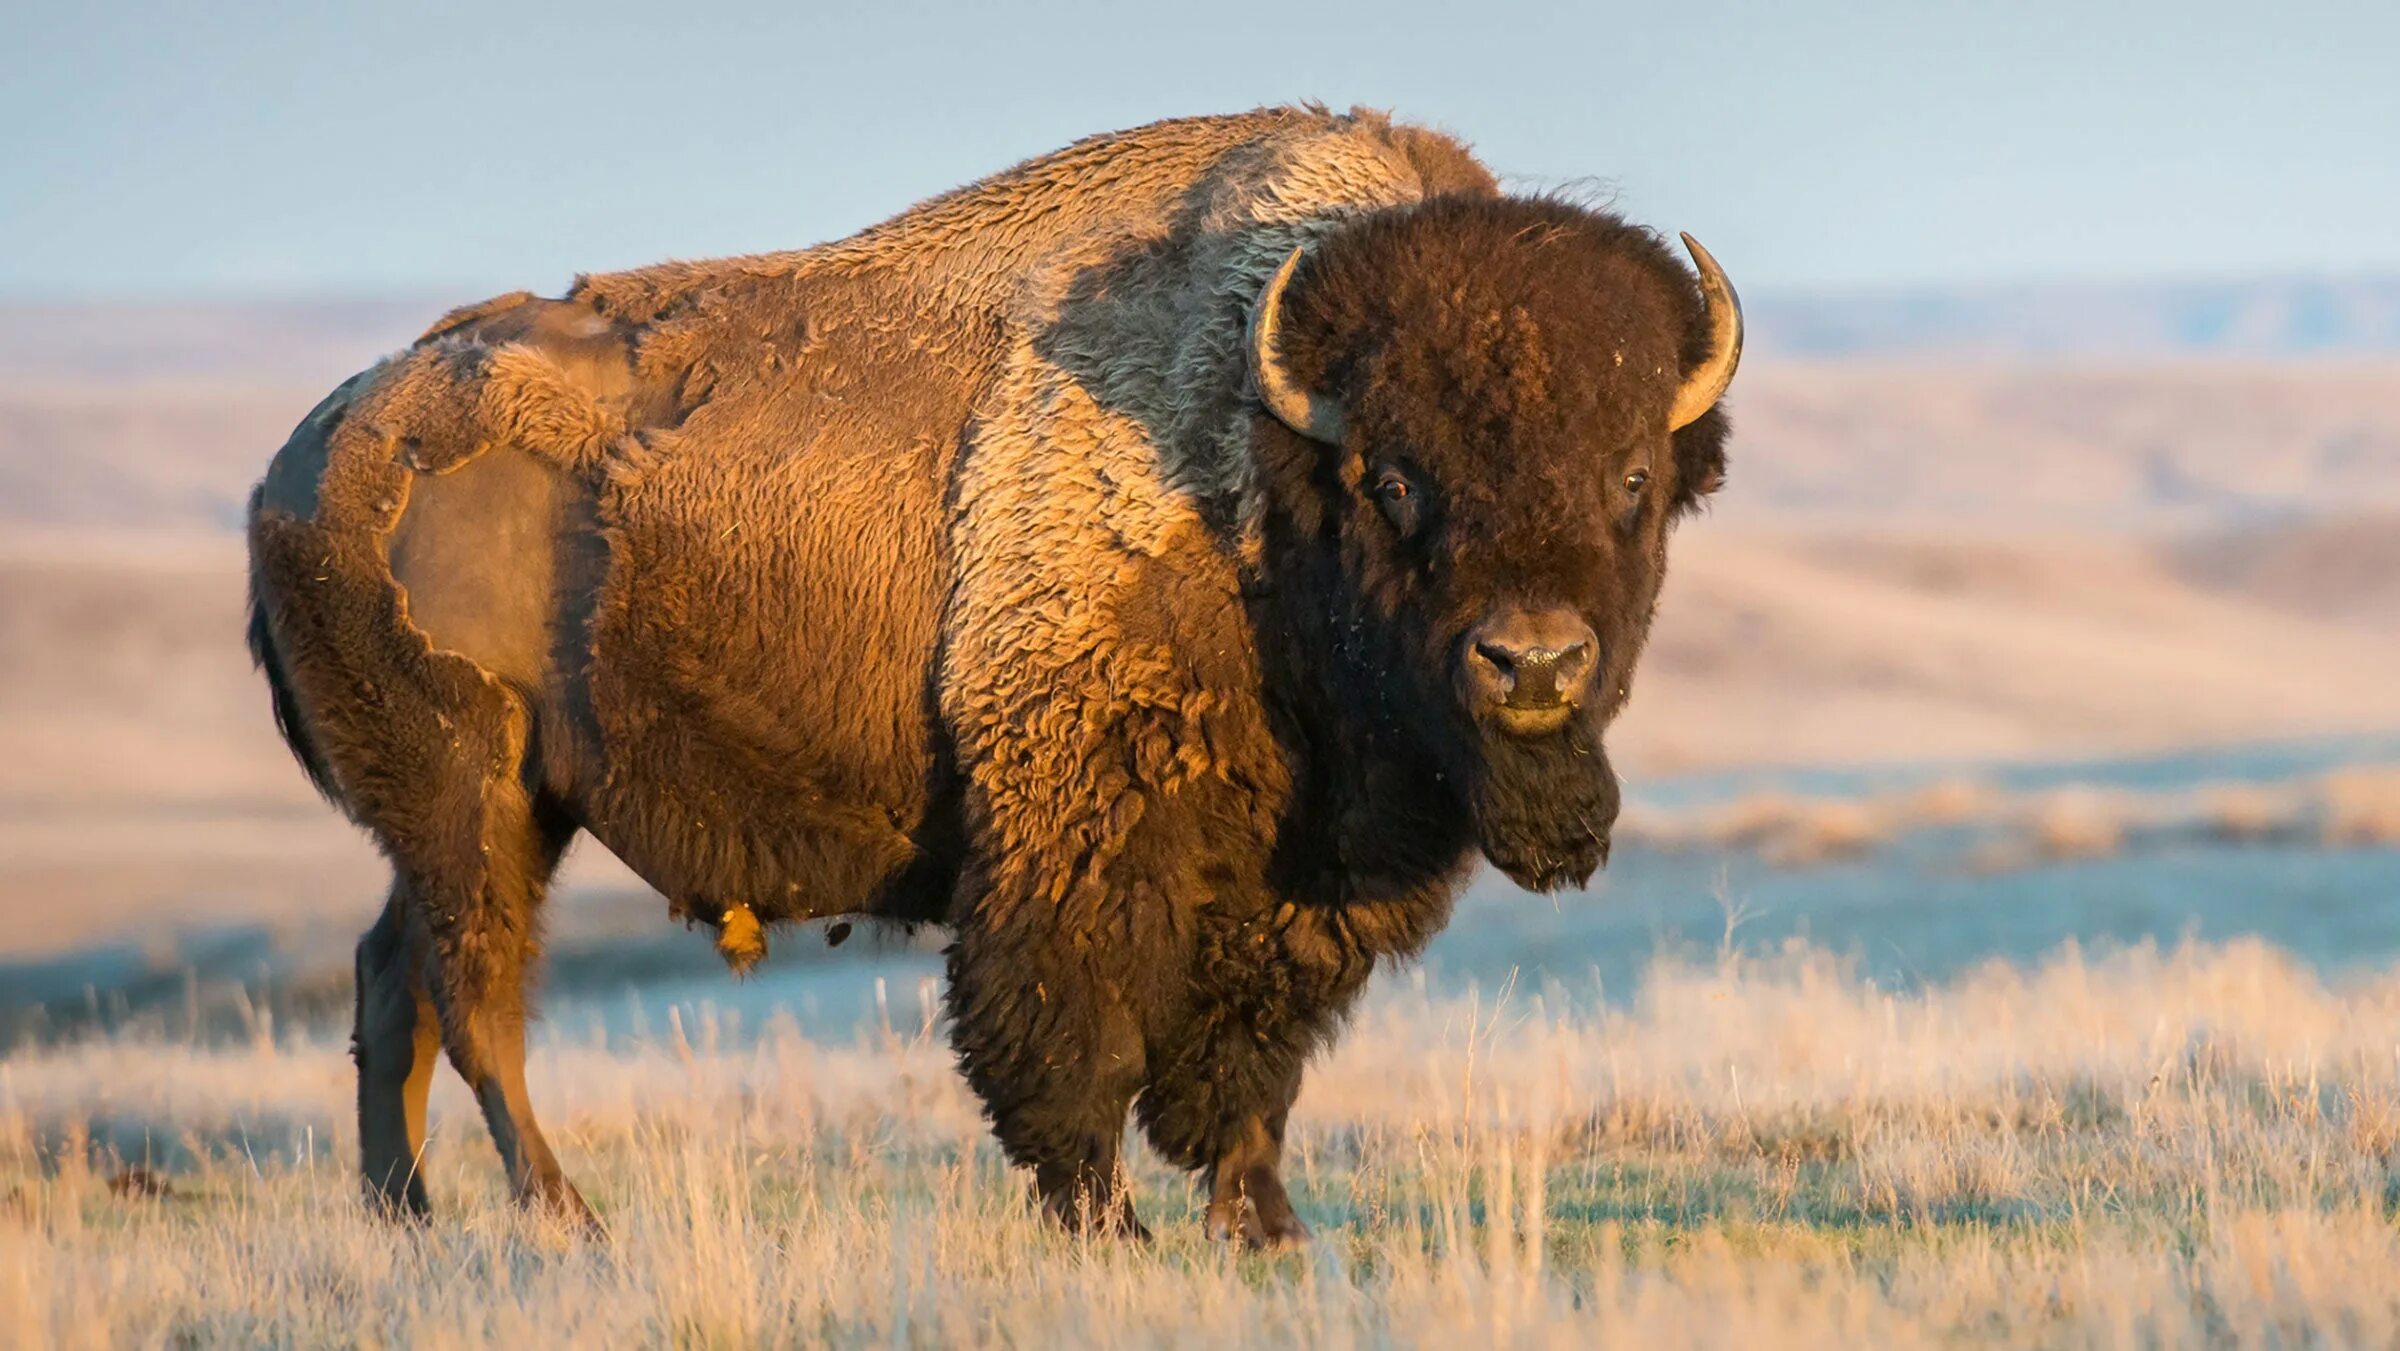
[410,782,596,1232]
[358,718,593,1230]
[255,518,596,1229]
[354,882,439,1220]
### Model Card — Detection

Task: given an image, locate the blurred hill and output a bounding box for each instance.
[1627,522,2400,773]
[2165,513,2400,629]
[33,360,2391,535]
[1715,359,2400,530]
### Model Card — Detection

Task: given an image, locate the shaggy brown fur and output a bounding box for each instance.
[246,105,1736,1243]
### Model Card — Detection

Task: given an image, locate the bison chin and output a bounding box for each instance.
[1461,721,1621,893]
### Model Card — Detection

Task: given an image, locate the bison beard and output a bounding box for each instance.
[1460,722,1621,892]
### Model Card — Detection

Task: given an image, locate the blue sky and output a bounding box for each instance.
[4,0,2394,297]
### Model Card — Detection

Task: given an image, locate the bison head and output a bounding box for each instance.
[1248,196,1740,892]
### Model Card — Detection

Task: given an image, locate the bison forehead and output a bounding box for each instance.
[1293,197,1707,449]
[1369,306,1682,449]
[1411,291,1685,430]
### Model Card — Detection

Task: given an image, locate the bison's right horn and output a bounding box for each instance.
[1249,246,1347,446]
[1667,232,1744,432]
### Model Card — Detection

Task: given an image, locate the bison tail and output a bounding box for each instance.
[245,546,344,807]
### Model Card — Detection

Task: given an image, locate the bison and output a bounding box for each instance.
[246,105,1740,1245]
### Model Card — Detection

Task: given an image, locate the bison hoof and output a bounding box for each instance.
[362,1179,433,1226]
[1056,1204,1154,1244]
[1041,1187,1152,1242]
[1056,1209,1153,1244]
[1205,1194,1314,1251]
[523,1177,607,1240]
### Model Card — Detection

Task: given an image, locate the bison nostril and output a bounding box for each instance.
[1507,649,1570,704]
[1556,640,1592,679]
[1471,641,1518,686]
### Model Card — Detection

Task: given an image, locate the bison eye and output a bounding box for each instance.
[1623,468,1651,496]
[1371,466,1422,534]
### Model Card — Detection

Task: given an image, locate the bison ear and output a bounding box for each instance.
[1670,403,1730,517]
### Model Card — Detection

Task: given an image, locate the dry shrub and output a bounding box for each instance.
[1762,801,1887,866]
[2321,768,2400,845]
[1702,792,1812,850]
[2199,783,2302,843]
[1637,765,2400,876]
[1700,794,1888,867]
[1886,776,2001,828]
[2024,788,2128,861]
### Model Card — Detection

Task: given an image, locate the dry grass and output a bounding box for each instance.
[8,940,2400,1346]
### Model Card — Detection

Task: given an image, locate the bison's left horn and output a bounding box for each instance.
[1249,246,1347,446]
[1668,232,1744,432]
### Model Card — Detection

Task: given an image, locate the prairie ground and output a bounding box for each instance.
[9,938,2400,1348]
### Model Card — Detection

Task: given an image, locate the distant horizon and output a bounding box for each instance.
[4,264,2398,309]
[7,270,2397,372]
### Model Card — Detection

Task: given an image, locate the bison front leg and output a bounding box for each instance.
[1203,1106,1311,1249]
[1142,1052,1314,1250]
[946,927,1153,1239]
[1140,925,1366,1250]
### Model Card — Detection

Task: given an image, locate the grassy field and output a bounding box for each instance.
[8,938,2400,1347]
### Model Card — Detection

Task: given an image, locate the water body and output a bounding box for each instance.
[539,737,2400,1043]
[9,739,2394,1048]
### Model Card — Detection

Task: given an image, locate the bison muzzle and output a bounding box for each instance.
[244,105,1741,1246]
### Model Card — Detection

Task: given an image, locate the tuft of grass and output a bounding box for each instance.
[7,939,2400,1345]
